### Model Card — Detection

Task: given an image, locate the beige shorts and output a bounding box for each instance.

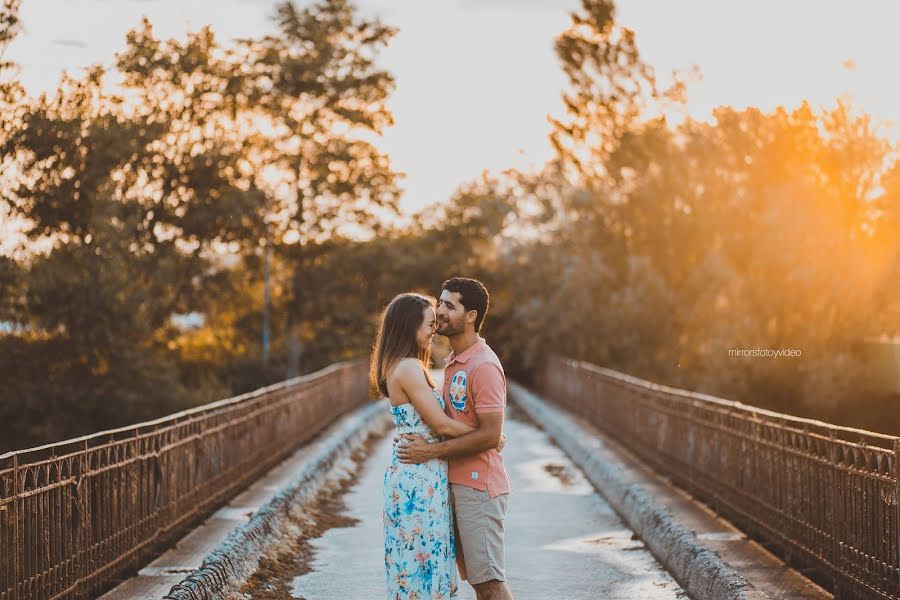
[451,483,509,585]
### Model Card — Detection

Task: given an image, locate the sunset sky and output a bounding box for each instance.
[4,0,900,219]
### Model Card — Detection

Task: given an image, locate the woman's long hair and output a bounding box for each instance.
[370,293,437,398]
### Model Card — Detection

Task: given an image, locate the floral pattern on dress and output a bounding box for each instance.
[384,387,457,599]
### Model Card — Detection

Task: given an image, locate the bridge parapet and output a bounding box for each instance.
[544,356,900,600]
[0,360,369,600]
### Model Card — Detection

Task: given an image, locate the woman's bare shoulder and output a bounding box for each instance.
[387,358,420,383]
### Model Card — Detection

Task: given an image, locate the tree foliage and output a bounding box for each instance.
[0,0,400,451]
[1,0,898,452]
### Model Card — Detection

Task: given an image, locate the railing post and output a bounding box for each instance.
[77,439,89,600]
[828,429,840,598]
[894,438,900,598]
[11,453,20,600]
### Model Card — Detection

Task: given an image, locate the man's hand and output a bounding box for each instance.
[393,434,418,444]
[394,432,505,455]
[396,434,433,464]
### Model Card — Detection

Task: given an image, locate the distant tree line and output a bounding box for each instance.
[0,0,897,452]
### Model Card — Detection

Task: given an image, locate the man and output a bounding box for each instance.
[397,277,514,600]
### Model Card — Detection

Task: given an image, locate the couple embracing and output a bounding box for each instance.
[370,277,515,600]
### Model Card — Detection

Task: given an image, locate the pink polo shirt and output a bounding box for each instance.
[443,336,512,498]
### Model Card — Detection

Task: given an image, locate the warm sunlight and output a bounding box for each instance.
[1,2,898,599]
[5,0,899,218]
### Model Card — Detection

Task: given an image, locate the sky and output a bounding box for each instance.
[3,0,900,224]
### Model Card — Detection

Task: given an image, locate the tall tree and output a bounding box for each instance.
[245,0,400,373]
[0,0,403,449]
[250,0,401,244]
[0,0,20,68]
[0,0,25,248]
[549,0,659,183]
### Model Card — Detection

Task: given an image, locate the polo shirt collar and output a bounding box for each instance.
[446,336,486,366]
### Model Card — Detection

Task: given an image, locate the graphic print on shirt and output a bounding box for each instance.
[448,370,468,411]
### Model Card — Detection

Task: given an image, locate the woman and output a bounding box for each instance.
[371,293,476,599]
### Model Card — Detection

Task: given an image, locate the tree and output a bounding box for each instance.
[0,0,403,449]
[550,0,660,183]
[250,0,401,244]
[0,0,20,69]
[249,1,401,371]
[0,0,25,247]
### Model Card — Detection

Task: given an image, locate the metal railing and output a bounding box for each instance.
[0,359,369,600]
[543,357,900,600]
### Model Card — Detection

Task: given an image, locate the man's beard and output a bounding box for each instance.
[437,318,464,337]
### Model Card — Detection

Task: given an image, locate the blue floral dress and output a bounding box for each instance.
[383,387,458,599]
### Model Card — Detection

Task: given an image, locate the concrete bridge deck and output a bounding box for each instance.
[283,408,686,600]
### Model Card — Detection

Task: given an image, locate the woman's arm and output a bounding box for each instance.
[393,360,476,438]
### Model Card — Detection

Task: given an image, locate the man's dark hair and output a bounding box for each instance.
[442,277,490,333]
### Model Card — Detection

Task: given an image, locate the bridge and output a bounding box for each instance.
[1,358,897,600]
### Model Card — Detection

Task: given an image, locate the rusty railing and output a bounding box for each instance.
[0,359,369,600]
[543,356,900,600]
